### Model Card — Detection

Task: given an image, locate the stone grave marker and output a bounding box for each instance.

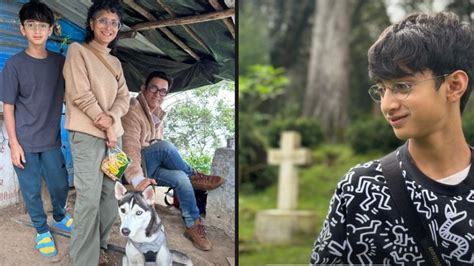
[255,131,316,243]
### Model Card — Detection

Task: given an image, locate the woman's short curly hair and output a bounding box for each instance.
[84,0,123,54]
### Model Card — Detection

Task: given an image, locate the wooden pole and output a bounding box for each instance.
[132,9,235,31]
[123,0,200,61]
[156,0,211,53]
[208,0,235,39]
[118,30,137,39]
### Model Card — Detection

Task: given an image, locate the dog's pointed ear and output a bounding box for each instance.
[115,182,127,200]
[142,186,156,205]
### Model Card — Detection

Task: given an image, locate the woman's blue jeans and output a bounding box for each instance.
[143,140,199,228]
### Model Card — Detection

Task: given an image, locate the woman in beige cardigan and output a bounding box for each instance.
[63,1,129,264]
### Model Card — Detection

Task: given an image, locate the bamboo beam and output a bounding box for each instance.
[118,30,137,39]
[123,0,200,61]
[156,0,211,53]
[208,0,235,39]
[132,9,234,31]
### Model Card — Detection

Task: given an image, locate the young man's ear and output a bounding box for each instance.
[446,70,469,102]
[19,24,26,36]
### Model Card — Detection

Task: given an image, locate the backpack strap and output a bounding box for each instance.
[83,43,120,82]
[381,150,446,266]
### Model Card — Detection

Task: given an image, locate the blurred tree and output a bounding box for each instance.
[349,0,391,120]
[239,0,271,74]
[265,0,316,107]
[446,0,473,24]
[164,81,234,168]
[239,65,289,190]
[398,0,436,14]
[302,0,355,141]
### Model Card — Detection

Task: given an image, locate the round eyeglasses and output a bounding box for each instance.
[147,85,168,96]
[94,17,122,30]
[23,21,50,32]
[368,74,449,103]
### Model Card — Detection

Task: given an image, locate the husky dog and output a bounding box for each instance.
[115,182,193,266]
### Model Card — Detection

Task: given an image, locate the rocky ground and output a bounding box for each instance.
[0,189,235,265]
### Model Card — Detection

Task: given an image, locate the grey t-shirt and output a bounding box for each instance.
[0,50,65,152]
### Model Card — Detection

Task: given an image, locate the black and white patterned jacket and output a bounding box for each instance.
[310,144,474,265]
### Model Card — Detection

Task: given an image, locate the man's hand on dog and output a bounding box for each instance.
[136,178,157,191]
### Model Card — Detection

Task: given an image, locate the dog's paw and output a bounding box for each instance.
[130,254,146,265]
[122,255,129,266]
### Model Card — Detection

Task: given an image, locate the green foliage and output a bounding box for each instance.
[239,65,290,191]
[164,81,234,171]
[267,118,324,149]
[238,1,271,74]
[239,65,289,107]
[346,115,403,154]
[182,153,212,174]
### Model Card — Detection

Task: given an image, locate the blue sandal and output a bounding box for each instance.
[35,231,57,257]
[52,214,73,233]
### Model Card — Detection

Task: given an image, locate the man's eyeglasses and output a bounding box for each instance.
[23,21,50,32]
[368,74,449,103]
[95,17,122,30]
[147,85,168,96]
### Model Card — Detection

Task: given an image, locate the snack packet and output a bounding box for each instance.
[101,147,130,181]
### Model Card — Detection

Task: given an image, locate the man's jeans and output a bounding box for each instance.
[14,148,69,234]
[143,140,199,228]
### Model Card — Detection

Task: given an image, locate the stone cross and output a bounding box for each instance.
[267,131,311,210]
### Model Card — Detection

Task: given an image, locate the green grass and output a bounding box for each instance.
[239,144,381,265]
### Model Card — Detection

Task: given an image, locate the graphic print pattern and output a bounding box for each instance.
[310,147,474,265]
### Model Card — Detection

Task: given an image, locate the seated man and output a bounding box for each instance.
[121,71,225,251]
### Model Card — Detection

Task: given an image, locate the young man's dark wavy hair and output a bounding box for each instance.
[19,0,54,26]
[84,0,123,55]
[145,71,174,90]
[368,12,474,112]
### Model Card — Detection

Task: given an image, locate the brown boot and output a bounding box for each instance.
[184,219,212,251]
[191,171,225,191]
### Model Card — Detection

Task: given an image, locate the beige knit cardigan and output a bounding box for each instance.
[121,93,166,183]
[63,40,130,139]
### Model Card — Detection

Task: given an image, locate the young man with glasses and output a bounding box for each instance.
[0,1,73,257]
[310,12,473,264]
[121,71,225,251]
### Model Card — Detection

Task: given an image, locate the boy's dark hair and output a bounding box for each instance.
[368,12,474,112]
[145,71,173,90]
[84,0,123,54]
[19,1,54,26]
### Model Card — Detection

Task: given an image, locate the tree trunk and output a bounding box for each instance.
[302,0,354,141]
[261,0,316,111]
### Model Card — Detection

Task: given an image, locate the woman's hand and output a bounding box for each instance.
[106,127,117,148]
[94,113,113,131]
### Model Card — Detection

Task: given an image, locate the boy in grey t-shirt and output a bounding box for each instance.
[0,2,73,257]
